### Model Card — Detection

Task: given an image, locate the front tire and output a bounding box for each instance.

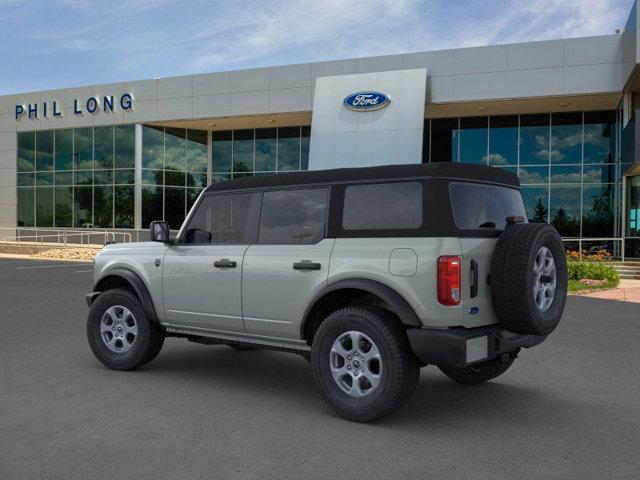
[438,353,516,385]
[87,288,165,371]
[311,307,419,423]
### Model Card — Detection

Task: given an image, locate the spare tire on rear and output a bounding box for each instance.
[490,223,567,335]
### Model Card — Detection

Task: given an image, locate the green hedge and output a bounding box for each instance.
[567,261,620,284]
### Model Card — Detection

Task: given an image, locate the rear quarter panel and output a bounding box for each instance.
[329,238,464,328]
[458,237,499,328]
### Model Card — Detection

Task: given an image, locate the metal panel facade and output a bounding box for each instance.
[309,69,427,170]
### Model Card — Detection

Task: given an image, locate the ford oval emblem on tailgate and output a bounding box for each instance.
[343,91,391,111]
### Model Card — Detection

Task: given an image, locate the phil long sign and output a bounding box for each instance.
[15,93,134,120]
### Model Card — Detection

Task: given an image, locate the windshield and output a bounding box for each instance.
[449,182,526,230]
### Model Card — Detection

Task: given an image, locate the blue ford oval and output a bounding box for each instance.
[343,91,391,111]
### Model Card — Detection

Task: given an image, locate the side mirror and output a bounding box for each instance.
[150,221,170,243]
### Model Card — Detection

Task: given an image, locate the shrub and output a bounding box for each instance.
[566,249,612,262]
[567,261,619,285]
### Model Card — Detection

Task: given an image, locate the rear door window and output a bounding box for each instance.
[449,182,526,230]
[258,188,329,244]
[342,182,422,230]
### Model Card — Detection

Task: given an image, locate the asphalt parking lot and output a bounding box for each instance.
[0,257,638,479]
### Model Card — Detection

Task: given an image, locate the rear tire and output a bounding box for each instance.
[311,306,419,423]
[87,288,165,371]
[439,354,516,385]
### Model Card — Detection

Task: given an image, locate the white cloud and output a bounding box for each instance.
[483,153,509,165]
[479,0,630,45]
[2,0,634,90]
[189,0,426,69]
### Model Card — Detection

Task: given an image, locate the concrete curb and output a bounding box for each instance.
[0,253,93,263]
[572,287,640,303]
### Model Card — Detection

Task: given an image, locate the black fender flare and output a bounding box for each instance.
[301,278,422,339]
[93,268,159,321]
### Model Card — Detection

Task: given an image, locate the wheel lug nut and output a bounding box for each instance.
[347,355,351,360]
[347,365,351,370]
[361,368,365,372]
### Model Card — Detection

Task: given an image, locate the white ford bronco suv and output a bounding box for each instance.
[86,163,567,422]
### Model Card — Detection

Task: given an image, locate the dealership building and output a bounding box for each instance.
[3,3,640,256]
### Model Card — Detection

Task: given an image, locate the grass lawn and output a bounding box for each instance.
[568,279,619,293]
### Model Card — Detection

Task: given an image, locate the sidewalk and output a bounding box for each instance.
[575,279,640,303]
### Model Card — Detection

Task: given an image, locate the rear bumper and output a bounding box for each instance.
[407,325,546,368]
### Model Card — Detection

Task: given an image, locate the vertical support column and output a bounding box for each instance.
[207,130,213,186]
[622,174,627,261]
[622,91,632,127]
[134,124,143,230]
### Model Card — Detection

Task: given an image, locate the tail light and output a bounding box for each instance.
[438,256,461,306]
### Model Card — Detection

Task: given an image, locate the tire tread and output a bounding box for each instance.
[490,223,567,335]
[87,288,164,371]
[311,306,419,423]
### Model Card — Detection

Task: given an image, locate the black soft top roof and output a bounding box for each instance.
[204,162,520,193]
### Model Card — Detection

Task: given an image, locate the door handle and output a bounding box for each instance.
[293,260,321,271]
[470,259,478,298]
[214,258,237,269]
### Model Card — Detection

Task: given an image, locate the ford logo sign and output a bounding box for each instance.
[343,91,390,111]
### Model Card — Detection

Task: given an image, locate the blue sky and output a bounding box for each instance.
[0,0,635,95]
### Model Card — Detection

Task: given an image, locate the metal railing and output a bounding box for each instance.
[0,228,628,258]
[0,228,132,247]
[562,237,625,261]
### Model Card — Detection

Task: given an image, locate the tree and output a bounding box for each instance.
[552,208,579,236]
[532,198,548,223]
[553,207,566,219]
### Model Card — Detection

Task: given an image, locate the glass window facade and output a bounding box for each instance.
[139,125,310,229]
[488,116,518,166]
[426,111,620,239]
[211,126,310,178]
[15,112,618,245]
[17,125,135,228]
[141,126,208,229]
[14,125,306,231]
[457,117,488,164]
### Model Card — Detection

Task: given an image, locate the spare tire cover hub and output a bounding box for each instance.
[533,246,556,312]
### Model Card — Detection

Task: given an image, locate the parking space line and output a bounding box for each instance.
[15,263,89,270]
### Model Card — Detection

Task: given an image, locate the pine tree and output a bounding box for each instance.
[533,198,548,223]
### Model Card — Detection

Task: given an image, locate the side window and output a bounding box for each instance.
[182,193,259,244]
[342,182,423,230]
[258,188,329,244]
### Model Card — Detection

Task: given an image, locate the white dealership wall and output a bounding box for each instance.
[309,69,426,170]
[0,0,639,230]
